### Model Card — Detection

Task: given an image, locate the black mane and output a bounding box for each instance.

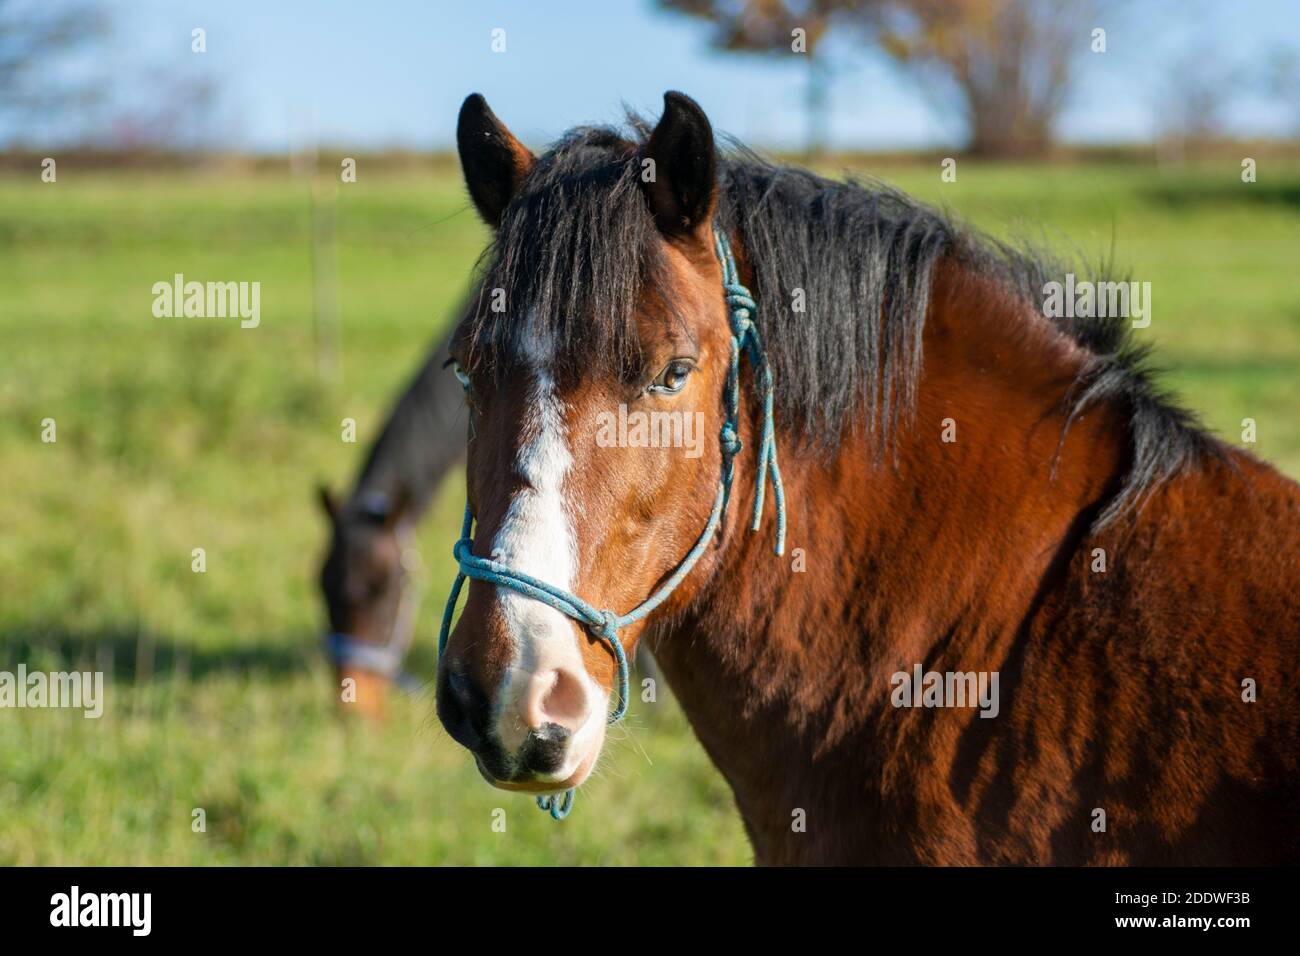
[464,122,1217,528]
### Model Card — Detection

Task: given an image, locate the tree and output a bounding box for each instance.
[867,0,1099,157]
[1260,46,1300,140]
[659,0,875,156]
[661,0,1100,158]
[0,0,107,140]
[1154,46,1238,161]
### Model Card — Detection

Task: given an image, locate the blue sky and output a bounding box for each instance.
[18,0,1300,151]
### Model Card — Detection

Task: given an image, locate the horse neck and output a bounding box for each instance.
[652,256,1132,848]
[351,337,466,517]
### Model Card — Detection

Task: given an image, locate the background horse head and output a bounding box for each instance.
[318,336,467,717]
[436,91,1298,860]
[318,485,416,717]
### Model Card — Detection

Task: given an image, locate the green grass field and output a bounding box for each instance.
[1,159,1297,864]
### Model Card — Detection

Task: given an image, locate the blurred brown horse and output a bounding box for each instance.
[317,325,465,718]
[434,91,1298,864]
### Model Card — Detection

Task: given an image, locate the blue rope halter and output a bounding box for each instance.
[437,228,786,820]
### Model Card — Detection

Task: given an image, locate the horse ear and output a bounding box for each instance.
[318,485,341,522]
[642,91,717,241]
[457,93,534,228]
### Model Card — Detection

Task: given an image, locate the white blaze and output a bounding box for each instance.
[489,354,607,780]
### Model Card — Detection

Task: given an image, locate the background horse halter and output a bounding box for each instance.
[324,517,423,689]
[438,229,787,819]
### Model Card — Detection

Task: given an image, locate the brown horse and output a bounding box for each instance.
[317,323,466,717]
[435,91,1299,864]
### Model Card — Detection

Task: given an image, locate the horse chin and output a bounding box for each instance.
[477,730,604,794]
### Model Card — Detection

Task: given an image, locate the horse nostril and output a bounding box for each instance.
[523,668,591,732]
[438,666,492,749]
[519,723,571,776]
[448,668,472,703]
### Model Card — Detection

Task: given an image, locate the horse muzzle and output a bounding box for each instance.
[437,660,606,791]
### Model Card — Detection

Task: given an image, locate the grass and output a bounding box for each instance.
[0,158,1297,864]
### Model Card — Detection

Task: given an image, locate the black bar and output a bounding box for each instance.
[0,866,1290,940]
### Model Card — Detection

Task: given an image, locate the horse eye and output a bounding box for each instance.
[650,360,693,395]
[450,360,472,392]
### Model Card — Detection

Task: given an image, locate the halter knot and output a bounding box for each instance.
[719,422,742,457]
[724,285,757,335]
[595,609,619,641]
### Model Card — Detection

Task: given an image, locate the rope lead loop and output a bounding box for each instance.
[537,790,574,820]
